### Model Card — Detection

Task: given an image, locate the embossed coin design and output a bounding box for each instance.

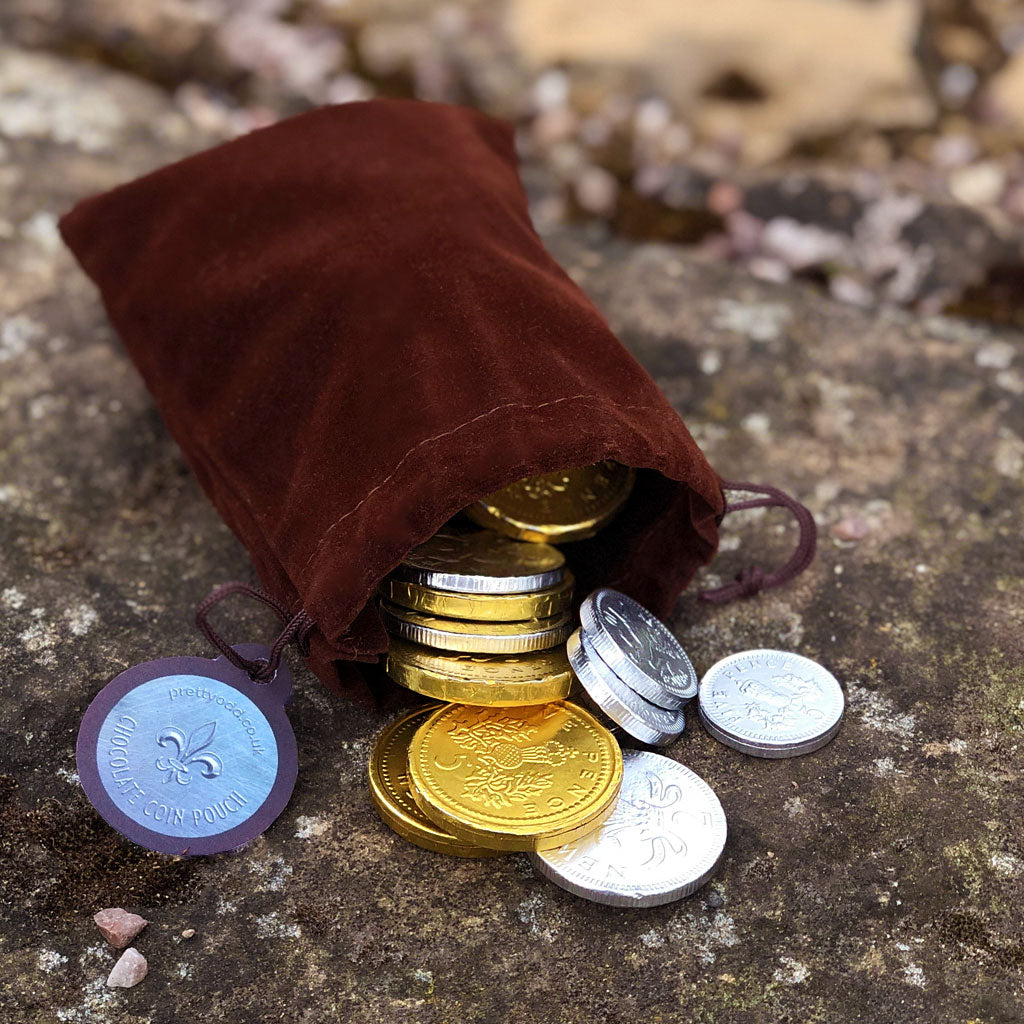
[368,708,500,857]
[76,645,297,855]
[467,461,636,543]
[395,529,565,594]
[407,701,623,852]
[386,639,574,706]
[531,750,727,906]
[567,630,685,746]
[380,573,573,621]
[379,601,572,654]
[698,649,845,757]
[580,588,698,708]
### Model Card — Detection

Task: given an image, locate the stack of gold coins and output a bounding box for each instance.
[368,463,637,858]
[379,528,577,707]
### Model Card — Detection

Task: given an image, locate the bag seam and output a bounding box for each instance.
[296,393,662,582]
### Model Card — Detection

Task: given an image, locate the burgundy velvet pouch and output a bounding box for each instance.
[59,99,728,699]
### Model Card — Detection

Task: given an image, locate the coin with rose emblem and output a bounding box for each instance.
[698,649,844,757]
[406,701,622,852]
[580,589,698,708]
[530,750,727,906]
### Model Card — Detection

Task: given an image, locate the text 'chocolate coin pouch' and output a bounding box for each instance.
[59,99,814,701]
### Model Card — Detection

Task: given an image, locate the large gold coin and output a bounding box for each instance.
[379,600,572,654]
[386,639,574,706]
[407,701,623,852]
[396,529,565,594]
[368,708,501,858]
[466,462,636,543]
[380,572,573,622]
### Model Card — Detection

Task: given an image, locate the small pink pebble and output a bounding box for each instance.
[831,516,870,541]
[94,908,148,948]
[106,947,148,988]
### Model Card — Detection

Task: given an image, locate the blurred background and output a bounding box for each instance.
[3,0,1023,324]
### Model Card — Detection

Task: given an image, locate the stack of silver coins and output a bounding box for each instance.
[566,588,697,746]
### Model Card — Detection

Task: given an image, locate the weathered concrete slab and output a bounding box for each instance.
[1,50,1022,1024]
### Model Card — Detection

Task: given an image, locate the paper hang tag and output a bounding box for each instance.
[77,643,298,856]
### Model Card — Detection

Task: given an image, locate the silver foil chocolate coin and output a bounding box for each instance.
[394,529,565,594]
[698,649,844,758]
[531,750,727,907]
[77,644,298,855]
[567,629,685,746]
[579,588,697,708]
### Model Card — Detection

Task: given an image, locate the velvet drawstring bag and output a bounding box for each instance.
[58,99,813,700]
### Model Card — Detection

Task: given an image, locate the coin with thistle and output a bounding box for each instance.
[407,701,622,852]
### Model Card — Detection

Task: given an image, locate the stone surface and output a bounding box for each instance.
[93,908,148,948]
[0,46,1023,1024]
[105,947,148,989]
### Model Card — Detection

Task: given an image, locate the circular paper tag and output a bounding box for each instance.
[77,644,298,855]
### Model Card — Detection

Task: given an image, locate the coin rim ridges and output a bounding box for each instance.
[530,749,727,906]
[567,629,684,746]
[697,649,845,752]
[579,588,698,704]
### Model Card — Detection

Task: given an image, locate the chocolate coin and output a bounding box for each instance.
[698,649,844,757]
[580,588,697,708]
[395,529,564,595]
[531,750,727,906]
[467,462,635,543]
[567,629,685,746]
[407,701,622,852]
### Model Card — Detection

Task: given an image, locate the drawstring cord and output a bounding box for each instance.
[195,581,316,682]
[698,480,817,604]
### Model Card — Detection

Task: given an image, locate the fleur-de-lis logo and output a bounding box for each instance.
[155,722,223,785]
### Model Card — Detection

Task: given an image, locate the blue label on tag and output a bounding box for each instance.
[97,674,280,839]
[78,645,297,856]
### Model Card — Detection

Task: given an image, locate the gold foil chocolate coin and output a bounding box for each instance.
[407,701,623,852]
[368,708,500,857]
[395,529,565,594]
[379,601,571,654]
[386,639,574,706]
[380,573,573,622]
[467,462,636,543]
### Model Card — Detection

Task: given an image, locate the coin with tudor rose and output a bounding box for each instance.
[698,649,845,757]
[531,750,727,907]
